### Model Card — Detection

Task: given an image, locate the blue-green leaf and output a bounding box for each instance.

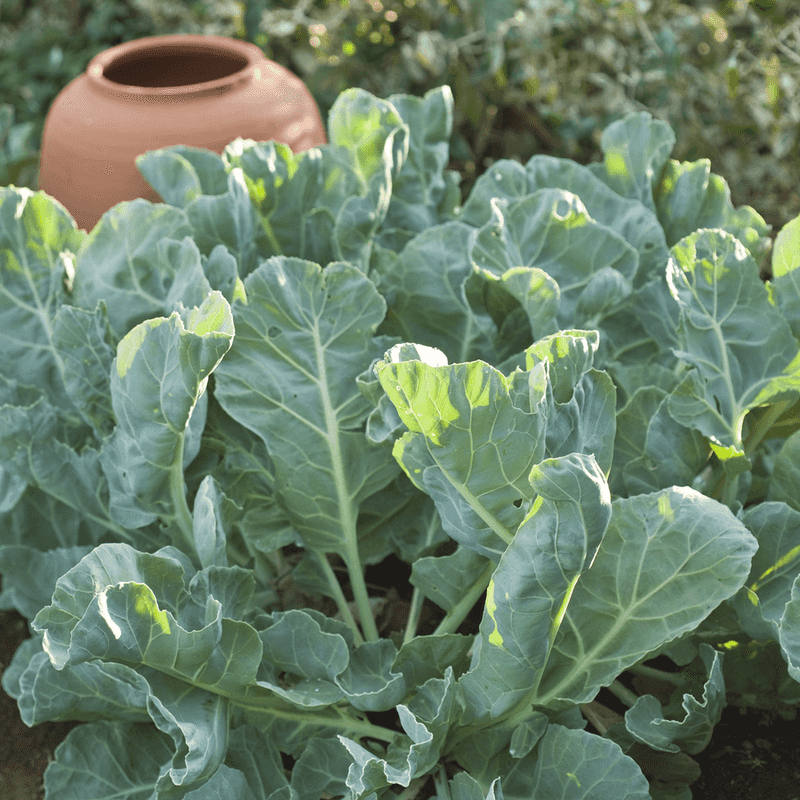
[0,187,86,424]
[340,668,460,798]
[2,636,150,726]
[470,191,638,328]
[290,737,351,800]
[731,501,800,649]
[197,397,291,556]
[526,155,668,281]
[500,724,651,800]
[624,645,725,754]
[192,476,229,570]
[0,188,86,400]
[257,609,349,707]
[410,547,492,613]
[459,454,610,722]
[71,201,195,336]
[667,229,800,451]
[214,257,399,559]
[383,86,458,239]
[377,346,547,560]
[0,386,112,536]
[101,292,233,535]
[225,95,397,272]
[612,386,708,497]
[437,772,503,800]
[337,638,405,712]
[535,488,756,706]
[525,331,617,473]
[257,609,405,711]
[392,634,473,691]
[770,213,800,340]
[52,303,116,436]
[0,545,92,619]
[43,721,172,800]
[770,430,800,513]
[655,159,770,253]
[0,485,108,552]
[147,673,229,792]
[457,160,528,228]
[779,578,800,682]
[328,88,407,187]
[137,145,230,208]
[225,725,298,800]
[184,169,262,278]
[459,150,668,285]
[372,221,497,363]
[33,543,262,693]
[588,111,675,211]
[182,764,260,800]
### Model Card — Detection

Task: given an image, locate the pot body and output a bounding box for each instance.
[39,34,327,230]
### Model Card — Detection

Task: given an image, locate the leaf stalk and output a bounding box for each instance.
[743,398,795,456]
[170,434,196,555]
[232,696,398,743]
[432,560,494,637]
[403,586,426,644]
[315,551,365,646]
[343,544,380,642]
[627,662,684,687]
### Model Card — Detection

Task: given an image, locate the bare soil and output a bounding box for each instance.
[691,704,800,800]
[0,609,78,800]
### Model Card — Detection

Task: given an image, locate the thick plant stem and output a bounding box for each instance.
[608,679,639,708]
[396,775,431,800]
[711,399,795,504]
[744,398,795,456]
[721,473,740,510]
[312,309,379,641]
[403,586,425,645]
[343,538,380,642]
[233,697,397,743]
[433,766,452,800]
[432,560,494,636]
[170,436,196,555]
[315,551,364,646]
[259,216,282,255]
[581,702,612,736]
[627,662,684,687]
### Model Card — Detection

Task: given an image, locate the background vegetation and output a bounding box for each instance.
[1,0,798,234]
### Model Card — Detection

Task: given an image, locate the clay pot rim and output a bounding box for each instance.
[86,34,264,98]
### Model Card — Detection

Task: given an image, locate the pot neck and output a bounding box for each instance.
[86,36,260,101]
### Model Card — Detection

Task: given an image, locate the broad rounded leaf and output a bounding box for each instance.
[102,292,233,531]
[71,200,195,336]
[214,257,398,557]
[378,350,547,559]
[0,188,85,399]
[667,229,800,450]
[501,724,651,800]
[471,190,638,327]
[459,454,610,721]
[536,487,757,705]
[44,721,172,800]
[624,644,725,754]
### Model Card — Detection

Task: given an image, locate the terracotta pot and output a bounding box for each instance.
[38,34,327,230]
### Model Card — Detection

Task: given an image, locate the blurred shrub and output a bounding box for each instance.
[0,104,38,187]
[0,0,797,228]
[0,0,159,149]
[251,0,800,228]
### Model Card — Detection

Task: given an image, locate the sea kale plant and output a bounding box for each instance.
[2,85,800,800]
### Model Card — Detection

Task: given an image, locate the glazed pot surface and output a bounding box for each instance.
[39,34,327,231]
